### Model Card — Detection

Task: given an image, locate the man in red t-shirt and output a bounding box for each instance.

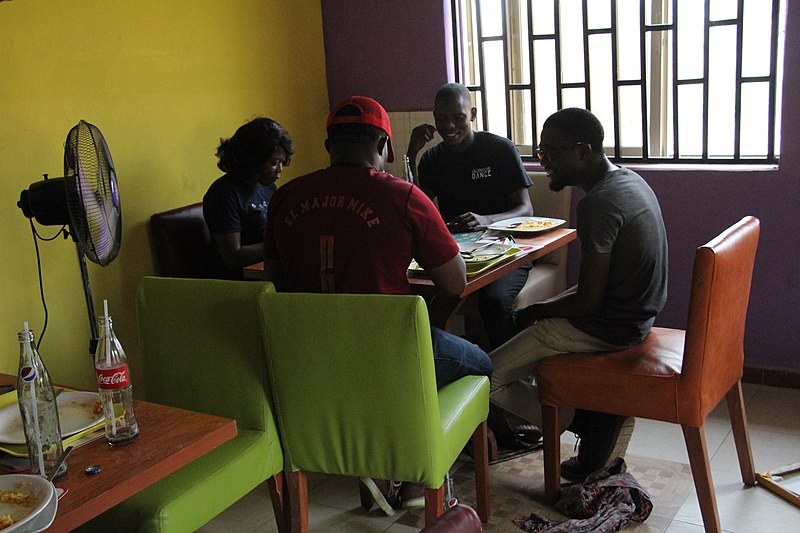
[264,95,492,515]
[265,95,490,386]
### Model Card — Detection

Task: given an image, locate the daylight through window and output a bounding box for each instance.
[451,0,786,164]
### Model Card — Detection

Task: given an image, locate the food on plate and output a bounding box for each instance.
[93,398,103,416]
[0,487,37,507]
[0,482,40,530]
[514,218,555,230]
[0,476,53,531]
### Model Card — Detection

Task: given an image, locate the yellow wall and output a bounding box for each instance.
[0,1,330,390]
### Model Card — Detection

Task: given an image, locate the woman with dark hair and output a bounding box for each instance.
[203,117,293,278]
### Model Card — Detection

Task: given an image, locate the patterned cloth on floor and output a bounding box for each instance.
[513,457,653,532]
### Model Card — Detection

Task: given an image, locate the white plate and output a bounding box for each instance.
[486,216,566,233]
[0,474,56,532]
[0,391,102,445]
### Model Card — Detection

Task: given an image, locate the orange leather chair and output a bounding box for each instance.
[150,202,227,279]
[535,216,759,533]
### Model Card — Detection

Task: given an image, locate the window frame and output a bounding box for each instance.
[450,0,785,166]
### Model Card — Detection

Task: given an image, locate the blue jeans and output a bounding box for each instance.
[431,327,492,388]
[478,266,531,349]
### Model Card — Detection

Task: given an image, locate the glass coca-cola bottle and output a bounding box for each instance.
[95,306,139,445]
[17,324,67,479]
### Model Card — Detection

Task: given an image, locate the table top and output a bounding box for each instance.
[243,228,576,291]
[407,227,576,298]
[0,373,237,532]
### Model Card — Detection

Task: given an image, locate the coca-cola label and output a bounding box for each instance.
[96,365,130,390]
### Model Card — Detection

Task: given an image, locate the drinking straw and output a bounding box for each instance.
[102,300,117,436]
[103,300,111,367]
[23,321,46,477]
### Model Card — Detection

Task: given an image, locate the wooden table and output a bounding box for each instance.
[243,228,576,330]
[408,228,576,329]
[0,373,237,532]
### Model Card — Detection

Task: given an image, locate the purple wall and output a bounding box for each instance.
[322,1,800,371]
[321,0,452,110]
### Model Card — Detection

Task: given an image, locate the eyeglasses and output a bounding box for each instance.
[535,142,591,161]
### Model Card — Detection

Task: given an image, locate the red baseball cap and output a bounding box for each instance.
[326,96,395,162]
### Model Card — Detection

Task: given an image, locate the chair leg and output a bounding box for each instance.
[268,472,290,533]
[487,426,499,462]
[424,485,445,526]
[725,381,756,485]
[470,419,491,522]
[542,404,561,504]
[285,470,309,533]
[682,425,721,533]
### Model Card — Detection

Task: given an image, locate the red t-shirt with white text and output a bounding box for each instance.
[265,166,458,294]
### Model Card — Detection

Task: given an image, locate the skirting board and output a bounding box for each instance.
[743,366,800,390]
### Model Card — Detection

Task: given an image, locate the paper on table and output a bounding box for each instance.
[454,231,515,247]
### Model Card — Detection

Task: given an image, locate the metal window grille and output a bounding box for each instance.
[451,0,785,164]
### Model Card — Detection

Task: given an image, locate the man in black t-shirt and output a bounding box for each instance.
[407,83,534,350]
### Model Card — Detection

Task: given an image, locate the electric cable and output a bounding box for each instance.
[28,219,67,350]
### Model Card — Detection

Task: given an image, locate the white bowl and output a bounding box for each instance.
[0,474,57,532]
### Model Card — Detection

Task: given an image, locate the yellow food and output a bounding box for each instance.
[517,219,555,230]
[93,398,104,415]
[0,515,13,530]
[0,488,37,506]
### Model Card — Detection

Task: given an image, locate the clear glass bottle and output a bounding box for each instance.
[444,471,459,510]
[95,314,139,444]
[402,154,414,183]
[17,326,67,480]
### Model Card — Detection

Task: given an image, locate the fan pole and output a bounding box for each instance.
[76,244,100,358]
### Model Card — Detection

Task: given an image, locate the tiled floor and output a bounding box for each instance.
[200,383,800,532]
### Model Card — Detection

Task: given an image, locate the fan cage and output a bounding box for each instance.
[64,120,121,266]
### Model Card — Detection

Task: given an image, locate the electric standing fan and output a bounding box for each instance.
[17,120,122,357]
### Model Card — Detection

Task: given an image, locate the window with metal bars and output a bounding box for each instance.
[451,0,786,165]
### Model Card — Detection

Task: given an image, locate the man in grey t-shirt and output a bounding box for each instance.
[489,108,668,481]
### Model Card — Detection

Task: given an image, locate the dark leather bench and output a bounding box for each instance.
[149,203,226,279]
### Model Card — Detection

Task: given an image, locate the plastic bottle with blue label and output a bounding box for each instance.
[17,323,67,480]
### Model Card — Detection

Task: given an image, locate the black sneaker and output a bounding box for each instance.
[488,404,542,450]
[560,416,635,482]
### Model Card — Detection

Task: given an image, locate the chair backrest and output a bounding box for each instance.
[678,216,760,422]
[528,172,572,221]
[528,172,572,269]
[149,203,226,278]
[137,276,276,432]
[258,292,447,485]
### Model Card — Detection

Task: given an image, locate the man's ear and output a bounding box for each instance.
[377,136,388,157]
[470,107,478,121]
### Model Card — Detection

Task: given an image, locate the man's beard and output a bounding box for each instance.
[548,176,567,192]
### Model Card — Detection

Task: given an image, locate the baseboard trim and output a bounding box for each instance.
[743,366,800,390]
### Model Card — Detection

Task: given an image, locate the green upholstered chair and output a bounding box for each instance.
[78,277,286,533]
[257,292,491,531]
